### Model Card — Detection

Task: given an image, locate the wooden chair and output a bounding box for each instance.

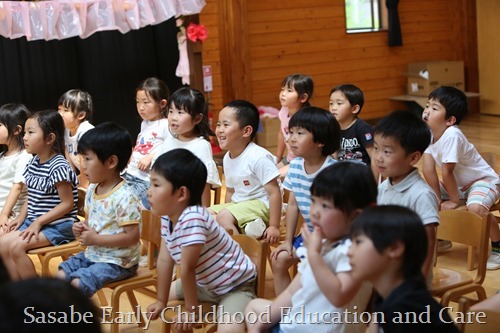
[458,296,500,333]
[28,187,87,276]
[97,209,162,333]
[431,210,489,307]
[210,164,223,206]
[162,234,268,333]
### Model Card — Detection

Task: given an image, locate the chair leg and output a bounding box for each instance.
[96,289,108,306]
[467,245,477,271]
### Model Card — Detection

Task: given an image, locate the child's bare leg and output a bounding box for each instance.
[10,232,51,279]
[468,204,500,241]
[271,250,298,295]
[0,231,23,280]
[215,209,239,235]
[245,298,273,333]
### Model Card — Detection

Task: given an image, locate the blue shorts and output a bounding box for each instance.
[292,234,303,249]
[59,252,138,297]
[18,218,75,245]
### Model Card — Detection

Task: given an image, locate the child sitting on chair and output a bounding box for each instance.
[348,205,460,333]
[57,122,141,297]
[422,86,500,270]
[147,149,257,333]
[210,100,282,243]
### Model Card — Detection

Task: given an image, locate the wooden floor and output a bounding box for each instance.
[36,113,500,333]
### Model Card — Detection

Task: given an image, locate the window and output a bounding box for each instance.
[345,0,388,33]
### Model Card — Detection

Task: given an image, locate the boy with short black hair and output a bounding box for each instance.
[349,205,459,333]
[270,106,340,294]
[146,149,257,333]
[57,122,141,297]
[210,100,282,243]
[373,110,438,283]
[422,86,500,270]
[329,83,374,165]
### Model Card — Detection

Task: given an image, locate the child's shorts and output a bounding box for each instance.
[174,277,256,323]
[18,218,75,245]
[440,180,500,210]
[59,252,138,297]
[122,172,149,204]
[210,199,270,230]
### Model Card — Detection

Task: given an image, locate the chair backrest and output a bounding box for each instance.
[480,151,500,173]
[436,210,490,284]
[141,210,162,270]
[231,234,267,298]
[77,187,87,218]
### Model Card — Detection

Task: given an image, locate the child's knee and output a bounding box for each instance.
[467,203,488,215]
[216,209,236,226]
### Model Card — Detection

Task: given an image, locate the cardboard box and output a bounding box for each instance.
[406,61,464,96]
[256,117,280,147]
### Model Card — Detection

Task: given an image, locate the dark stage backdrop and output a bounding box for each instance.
[0,17,182,139]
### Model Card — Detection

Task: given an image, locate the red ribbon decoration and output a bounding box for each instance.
[186,23,208,42]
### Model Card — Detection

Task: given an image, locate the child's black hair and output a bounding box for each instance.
[0,103,30,154]
[374,110,432,155]
[58,89,93,121]
[29,110,66,155]
[169,87,214,140]
[77,122,133,172]
[136,77,171,116]
[428,86,468,125]
[223,100,260,140]
[310,161,377,214]
[281,74,314,107]
[152,148,207,206]
[330,84,365,115]
[351,205,428,280]
[288,106,341,156]
[0,278,101,333]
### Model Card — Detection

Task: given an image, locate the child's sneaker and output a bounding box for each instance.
[244,218,266,238]
[487,252,500,270]
[139,255,148,267]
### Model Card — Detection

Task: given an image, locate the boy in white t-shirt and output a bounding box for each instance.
[422,86,500,270]
[210,100,282,244]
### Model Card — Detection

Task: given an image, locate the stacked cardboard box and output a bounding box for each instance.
[406,61,464,96]
[256,117,280,155]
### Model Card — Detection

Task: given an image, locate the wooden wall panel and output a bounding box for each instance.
[200,0,477,121]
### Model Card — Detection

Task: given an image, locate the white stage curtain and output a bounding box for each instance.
[0,0,205,41]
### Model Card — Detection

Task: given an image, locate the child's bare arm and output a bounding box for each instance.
[224,187,234,204]
[422,224,437,278]
[422,154,441,203]
[263,178,282,244]
[270,192,298,261]
[276,130,285,162]
[441,162,460,209]
[302,224,361,307]
[179,244,203,313]
[148,242,175,319]
[79,223,139,247]
[138,153,155,172]
[0,183,24,227]
[20,181,75,243]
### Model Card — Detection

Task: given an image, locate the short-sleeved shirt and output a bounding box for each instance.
[156,129,221,187]
[0,149,32,214]
[373,277,460,333]
[338,118,374,165]
[223,142,280,206]
[23,154,78,224]
[424,125,499,189]
[378,169,439,226]
[283,156,336,230]
[64,121,94,171]
[280,238,371,333]
[161,206,256,295]
[126,119,169,181]
[84,181,141,268]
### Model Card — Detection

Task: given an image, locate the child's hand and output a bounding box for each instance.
[0,215,8,232]
[6,217,22,233]
[441,200,459,211]
[19,220,42,243]
[174,312,200,332]
[79,223,98,246]
[301,224,323,256]
[138,154,154,172]
[270,241,293,261]
[147,300,166,320]
[72,221,85,238]
[263,225,280,244]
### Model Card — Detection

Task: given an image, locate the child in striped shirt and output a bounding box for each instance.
[147,149,257,333]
